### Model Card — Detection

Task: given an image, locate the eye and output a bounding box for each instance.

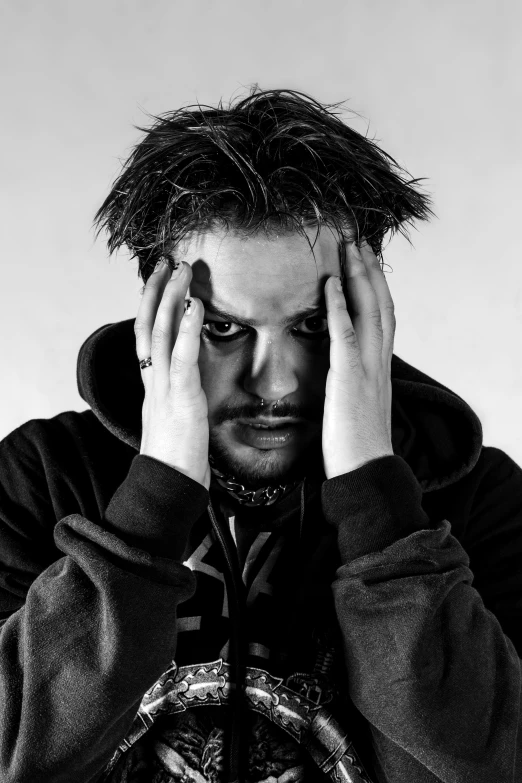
[296,315,329,338]
[202,315,329,343]
[202,321,246,341]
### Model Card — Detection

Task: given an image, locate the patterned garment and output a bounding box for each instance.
[105,708,312,782]
[102,485,373,783]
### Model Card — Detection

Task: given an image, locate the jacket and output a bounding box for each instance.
[0,317,520,782]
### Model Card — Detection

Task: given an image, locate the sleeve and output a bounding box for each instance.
[0,423,209,783]
[321,452,522,783]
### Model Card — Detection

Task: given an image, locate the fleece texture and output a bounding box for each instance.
[0,317,519,782]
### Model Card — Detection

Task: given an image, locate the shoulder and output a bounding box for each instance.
[1,409,134,466]
[455,444,522,588]
[463,446,522,652]
[441,444,521,516]
[0,410,136,520]
[467,445,522,511]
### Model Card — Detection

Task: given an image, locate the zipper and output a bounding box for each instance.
[207,499,247,783]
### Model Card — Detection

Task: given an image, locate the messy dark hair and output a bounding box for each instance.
[94,86,434,281]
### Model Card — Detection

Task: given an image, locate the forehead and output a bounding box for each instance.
[176,225,343,321]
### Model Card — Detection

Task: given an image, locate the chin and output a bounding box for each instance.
[209,429,322,489]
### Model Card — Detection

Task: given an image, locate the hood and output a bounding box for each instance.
[77,318,483,494]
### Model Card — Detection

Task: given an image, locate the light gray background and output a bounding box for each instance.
[1,0,521,465]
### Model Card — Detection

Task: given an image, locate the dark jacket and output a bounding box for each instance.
[0,317,520,783]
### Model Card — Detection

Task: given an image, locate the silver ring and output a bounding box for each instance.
[139,357,152,370]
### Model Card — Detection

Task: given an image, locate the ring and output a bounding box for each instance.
[139,357,152,370]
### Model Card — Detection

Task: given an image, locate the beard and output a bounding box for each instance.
[208,426,325,490]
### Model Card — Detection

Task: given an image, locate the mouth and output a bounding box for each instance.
[237,418,306,430]
[234,419,307,450]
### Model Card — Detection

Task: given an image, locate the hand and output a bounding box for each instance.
[322,239,395,479]
[135,259,211,491]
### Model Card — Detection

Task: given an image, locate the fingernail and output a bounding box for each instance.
[350,242,362,260]
[154,258,166,272]
[170,259,184,277]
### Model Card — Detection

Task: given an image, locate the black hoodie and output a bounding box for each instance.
[0,317,520,783]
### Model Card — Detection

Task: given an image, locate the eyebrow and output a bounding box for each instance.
[201,299,326,328]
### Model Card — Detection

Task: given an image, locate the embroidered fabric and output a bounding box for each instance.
[100,487,374,783]
[104,707,312,783]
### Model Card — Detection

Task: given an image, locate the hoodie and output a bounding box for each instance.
[0,317,520,783]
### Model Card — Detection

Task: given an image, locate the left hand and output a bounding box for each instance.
[322,239,395,479]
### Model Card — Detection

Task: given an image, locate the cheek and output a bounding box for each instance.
[198,346,235,407]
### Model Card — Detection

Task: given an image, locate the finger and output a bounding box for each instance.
[359,239,396,363]
[325,275,361,380]
[170,296,205,398]
[150,261,191,385]
[134,259,172,386]
[341,240,383,365]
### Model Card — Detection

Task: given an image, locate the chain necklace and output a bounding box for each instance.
[209,399,302,507]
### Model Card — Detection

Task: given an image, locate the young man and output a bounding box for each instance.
[0,88,520,783]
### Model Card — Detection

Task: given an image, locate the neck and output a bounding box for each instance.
[208,454,302,507]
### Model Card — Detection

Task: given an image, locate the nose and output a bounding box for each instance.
[241,335,299,404]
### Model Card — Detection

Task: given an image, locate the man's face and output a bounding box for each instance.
[177,224,345,488]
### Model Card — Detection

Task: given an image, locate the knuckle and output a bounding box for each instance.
[368,310,384,343]
[368,308,383,325]
[371,332,383,352]
[383,302,396,321]
[151,325,170,344]
[339,324,357,344]
[170,354,190,375]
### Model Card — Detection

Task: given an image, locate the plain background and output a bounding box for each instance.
[1,0,521,466]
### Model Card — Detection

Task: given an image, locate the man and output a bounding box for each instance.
[0,88,520,783]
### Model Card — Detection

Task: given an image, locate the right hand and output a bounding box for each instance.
[135,258,211,491]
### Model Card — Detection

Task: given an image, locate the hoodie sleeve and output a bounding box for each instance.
[321,452,521,783]
[0,421,209,783]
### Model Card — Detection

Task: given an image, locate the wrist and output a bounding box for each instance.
[105,454,209,557]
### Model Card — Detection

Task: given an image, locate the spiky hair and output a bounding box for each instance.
[94,86,434,281]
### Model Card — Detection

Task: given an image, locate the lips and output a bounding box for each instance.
[249,423,287,430]
[235,421,303,450]
[238,418,304,430]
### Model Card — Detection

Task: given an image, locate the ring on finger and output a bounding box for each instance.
[139,357,152,370]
